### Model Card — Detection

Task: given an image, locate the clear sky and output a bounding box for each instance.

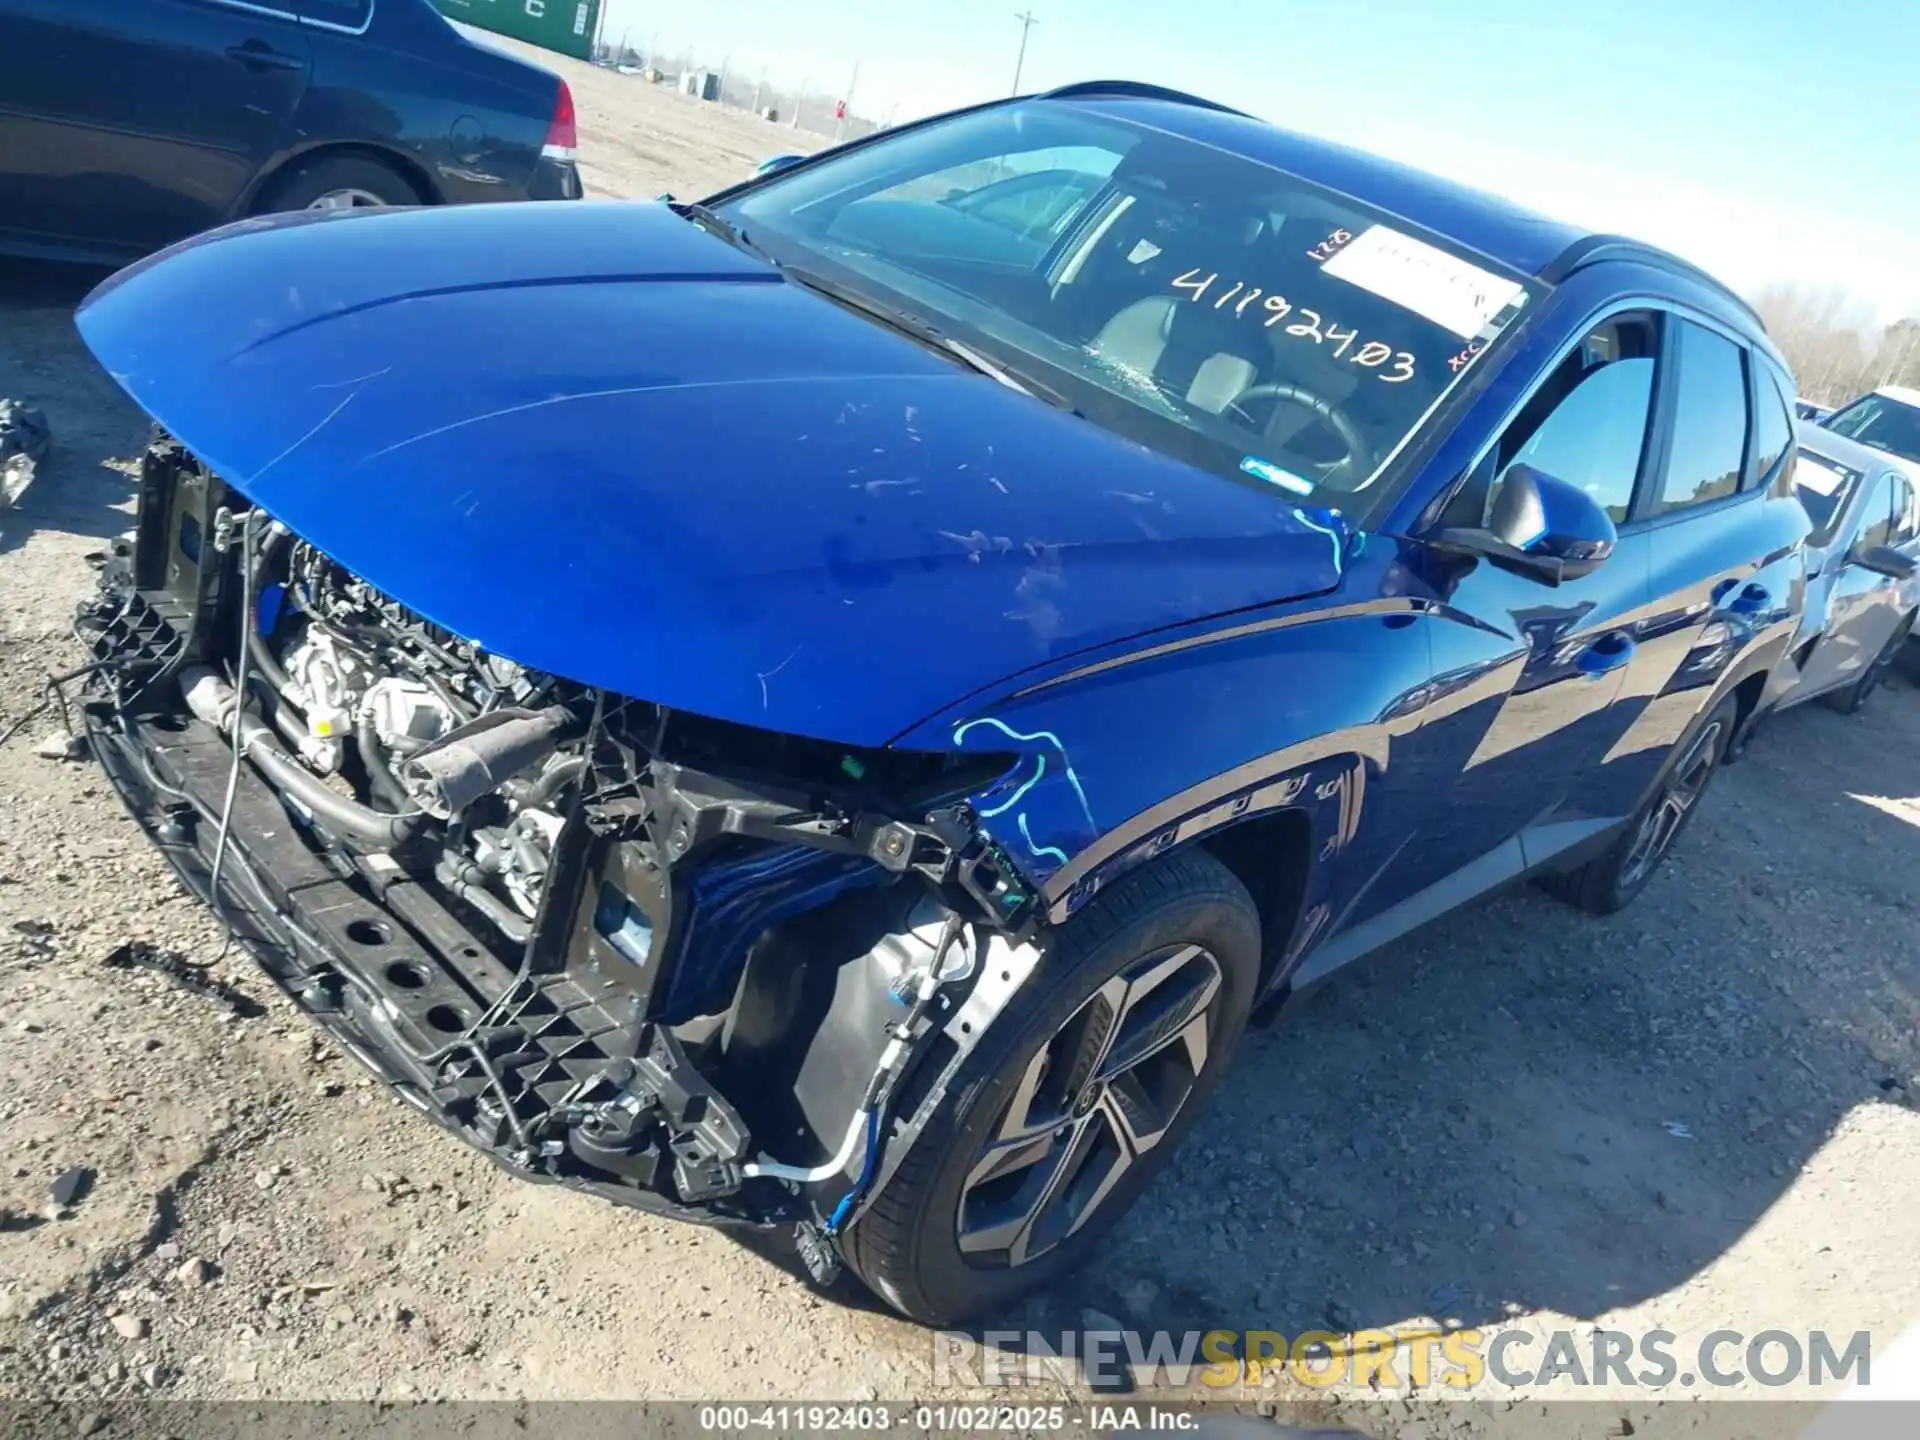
[597,0,1918,322]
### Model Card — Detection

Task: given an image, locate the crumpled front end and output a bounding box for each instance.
[79,434,1044,1261]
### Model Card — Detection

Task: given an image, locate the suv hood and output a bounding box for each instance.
[77,201,1343,746]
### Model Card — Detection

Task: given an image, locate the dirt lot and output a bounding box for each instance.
[3,40,1920,1435]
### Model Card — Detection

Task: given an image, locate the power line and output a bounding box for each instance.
[1011,10,1038,95]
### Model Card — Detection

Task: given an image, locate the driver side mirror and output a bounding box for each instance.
[1851,542,1918,581]
[753,153,805,178]
[1429,465,1617,585]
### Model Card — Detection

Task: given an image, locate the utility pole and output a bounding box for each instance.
[836,59,860,139]
[1010,10,1038,95]
[792,75,809,130]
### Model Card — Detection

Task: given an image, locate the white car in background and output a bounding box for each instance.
[1820,384,1920,482]
[1768,424,1920,714]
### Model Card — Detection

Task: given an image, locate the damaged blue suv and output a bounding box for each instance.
[73,82,1806,1323]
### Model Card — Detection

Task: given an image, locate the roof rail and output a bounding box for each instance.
[1544,234,1766,333]
[1036,80,1249,117]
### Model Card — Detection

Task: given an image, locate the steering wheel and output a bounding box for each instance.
[1224,382,1373,488]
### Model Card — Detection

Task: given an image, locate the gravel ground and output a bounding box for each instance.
[3,39,1919,1437]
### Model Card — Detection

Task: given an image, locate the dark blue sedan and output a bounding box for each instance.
[0,0,579,266]
[68,81,1807,1324]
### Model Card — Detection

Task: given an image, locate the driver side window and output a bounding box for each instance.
[1488,314,1661,524]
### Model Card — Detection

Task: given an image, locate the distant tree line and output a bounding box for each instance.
[1751,284,1920,405]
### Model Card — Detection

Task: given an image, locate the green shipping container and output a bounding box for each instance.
[431,0,600,60]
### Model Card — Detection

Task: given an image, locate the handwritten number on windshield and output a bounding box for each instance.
[1286,309,1327,343]
[1172,269,1218,301]
[1448,338,1487,373]
[1170,269,1416,384]
[1305,227,1354,263]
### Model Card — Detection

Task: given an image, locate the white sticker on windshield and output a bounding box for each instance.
[1795,456,1849,496]
[1321,225,1525,339]
[1127,238,1162,265]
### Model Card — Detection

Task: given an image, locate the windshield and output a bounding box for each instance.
[1823,393,1920,464]
[717,102,1537,499]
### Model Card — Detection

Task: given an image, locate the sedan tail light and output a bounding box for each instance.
[543,79,578,162]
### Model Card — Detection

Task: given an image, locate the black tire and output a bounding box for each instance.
[842,847,1261,1325]
[1539,693,1738,915]
[252,153,423,215]
[1822,612,1914,715]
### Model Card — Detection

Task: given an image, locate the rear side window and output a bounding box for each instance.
[1657,322,1750,513]
[1491,314,1659,524]
[1748,367,1794,490]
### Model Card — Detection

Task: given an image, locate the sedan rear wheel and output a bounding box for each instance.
[253,154,423,217]
[305,187,391,212]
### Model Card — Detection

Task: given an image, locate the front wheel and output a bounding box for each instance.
[842,848,1261,1325]
[1541,693,1738,915]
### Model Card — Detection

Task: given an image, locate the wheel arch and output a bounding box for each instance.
[1732,667,1768,730]
[1723,665,1771,761]
[240,141,441,217]
[1198,807,1316,996]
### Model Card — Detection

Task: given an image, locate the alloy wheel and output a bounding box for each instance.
[955,942,1222,1268]
[307,188,389,212]
[1619,717,1724,889]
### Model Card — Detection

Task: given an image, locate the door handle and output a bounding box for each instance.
[226,40,305,72]
[1577,630,1636,677]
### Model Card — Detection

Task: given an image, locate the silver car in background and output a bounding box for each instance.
[1768,424,1920,714]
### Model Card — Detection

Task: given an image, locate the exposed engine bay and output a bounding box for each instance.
[78,436,1042,1271]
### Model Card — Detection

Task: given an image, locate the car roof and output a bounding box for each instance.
[1796,419,1904,480]
[1870,384,1920,409]
[1041,84,1763,331]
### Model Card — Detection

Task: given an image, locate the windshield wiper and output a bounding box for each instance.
[779,264,1078,413]
[662,197,768,259]
[938,335,1062,402]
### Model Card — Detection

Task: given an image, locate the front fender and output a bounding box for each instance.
[899,568,1438,981]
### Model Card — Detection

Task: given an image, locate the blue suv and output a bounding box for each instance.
[72,82,1806,1323]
